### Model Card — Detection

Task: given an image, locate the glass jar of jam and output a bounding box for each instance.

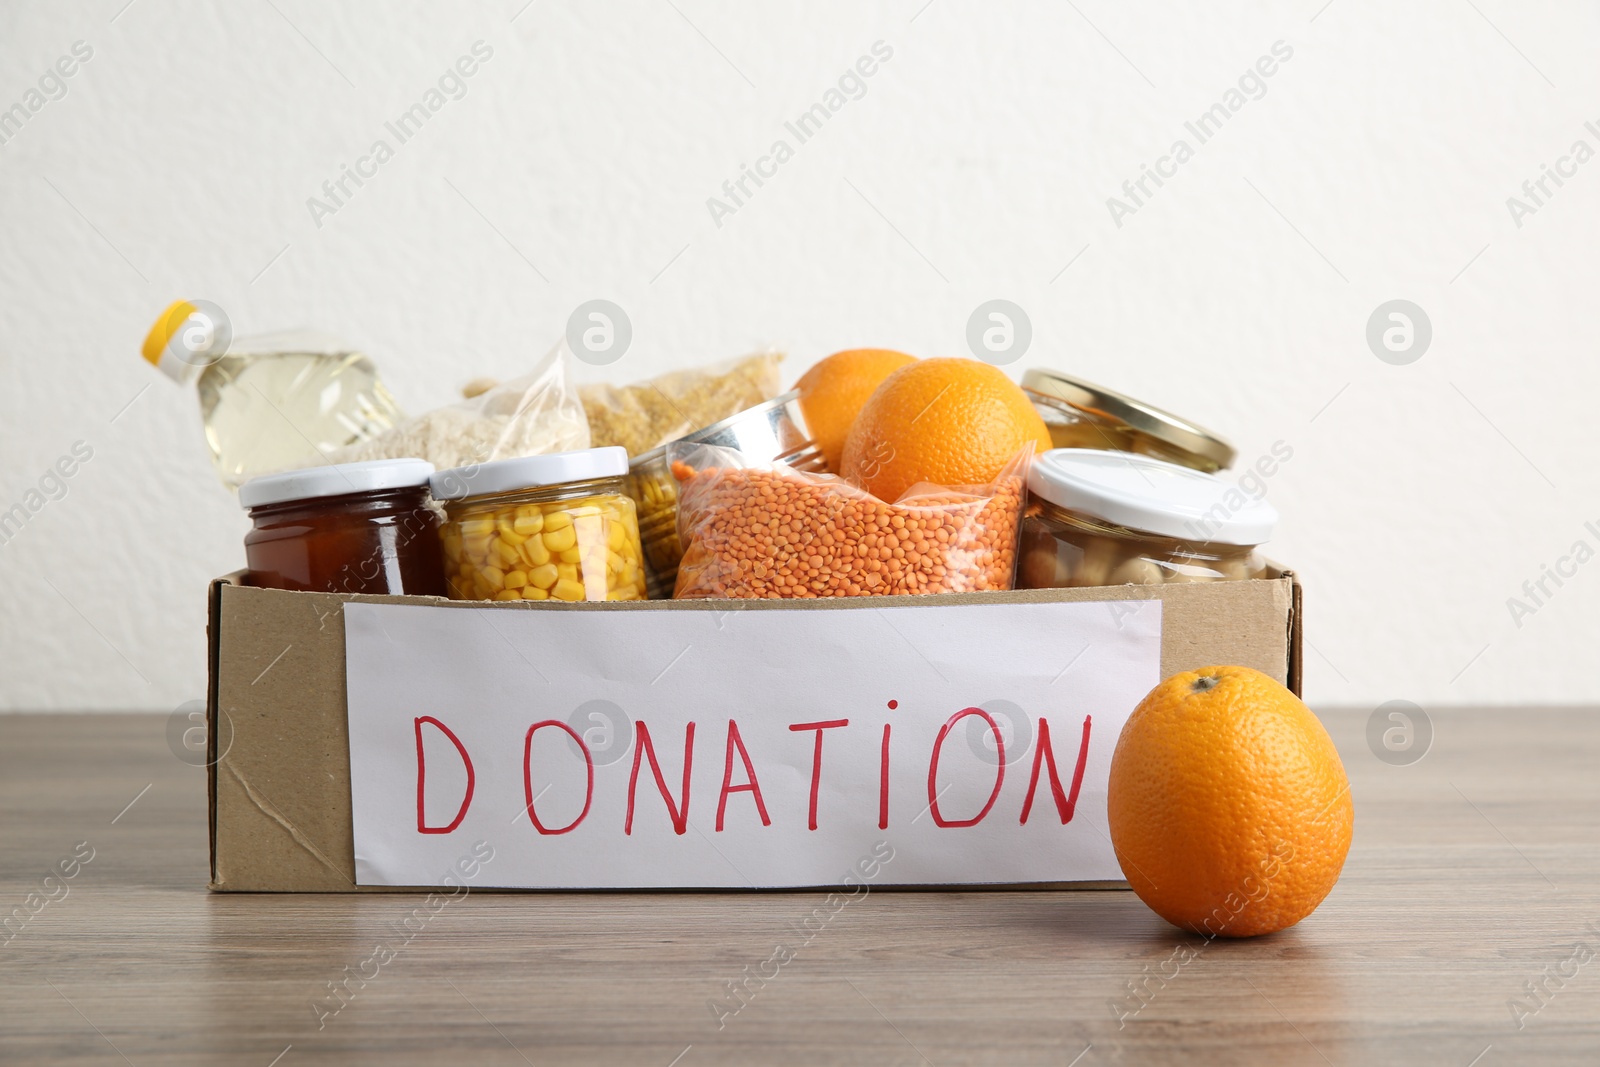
[1021,369,1236,473]
[239,459,447,596]
[1019,449,1276,589]
[432,447,648,602]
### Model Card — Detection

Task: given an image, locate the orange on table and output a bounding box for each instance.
[794,348,917,472]
[1107,666,1353,938]
[839,357,1052,502]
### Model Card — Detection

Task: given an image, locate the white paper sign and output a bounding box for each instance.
[344,598,1161,888]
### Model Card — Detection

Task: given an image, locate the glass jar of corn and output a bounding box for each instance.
[430,447,647,603]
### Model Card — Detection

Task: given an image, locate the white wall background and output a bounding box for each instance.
[2,0,1596,712]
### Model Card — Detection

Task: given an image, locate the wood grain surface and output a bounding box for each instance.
[2,708,1597,1066]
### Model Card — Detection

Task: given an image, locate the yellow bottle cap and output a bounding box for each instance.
[143,299,233,381]
[142,300,198,367]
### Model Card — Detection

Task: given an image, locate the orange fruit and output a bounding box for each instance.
[795,348,917,472]
[839,357,1052,502]
[1107,666,1353,938]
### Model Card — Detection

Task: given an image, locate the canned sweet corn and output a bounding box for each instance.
[430,447,647,603]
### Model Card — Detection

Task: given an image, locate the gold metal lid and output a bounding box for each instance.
[1021,368,1236,471]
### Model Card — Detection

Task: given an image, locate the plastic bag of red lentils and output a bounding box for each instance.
[668,444,1030,599]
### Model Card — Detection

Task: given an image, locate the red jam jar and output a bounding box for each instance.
[238,459,448,596]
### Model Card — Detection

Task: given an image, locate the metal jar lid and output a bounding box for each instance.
[1021,368,1236,471]
[629,389,820,475]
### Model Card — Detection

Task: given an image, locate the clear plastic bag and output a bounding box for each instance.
[670,444,1031,599]
[326,338,589,471]
[580,351,783,458]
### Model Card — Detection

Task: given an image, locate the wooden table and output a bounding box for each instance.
[2,709,1596,1065]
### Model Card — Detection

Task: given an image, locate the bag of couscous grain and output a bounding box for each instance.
[669,444,1030,599]
[581,351,783,458]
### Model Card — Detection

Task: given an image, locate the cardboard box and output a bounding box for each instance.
[206,570,1300,892]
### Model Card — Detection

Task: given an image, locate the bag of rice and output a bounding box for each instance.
[326,338,590,470]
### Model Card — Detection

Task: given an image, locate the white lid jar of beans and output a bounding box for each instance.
[430,447,647,602]
[1019,449,1278,589]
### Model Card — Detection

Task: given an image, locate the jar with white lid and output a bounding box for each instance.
[431,447,647,603]
[1021,369,1236,473]
[239,458,446,596]
[1018,449,1277,589]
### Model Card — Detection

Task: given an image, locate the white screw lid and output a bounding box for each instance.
[239,458,435,509]
[1027,449,1277,546]
[430,446,629,500]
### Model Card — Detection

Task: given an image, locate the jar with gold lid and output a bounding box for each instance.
[1021,369,1235,473]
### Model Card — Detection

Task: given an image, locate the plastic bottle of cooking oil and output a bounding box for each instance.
[141,300,405,489]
